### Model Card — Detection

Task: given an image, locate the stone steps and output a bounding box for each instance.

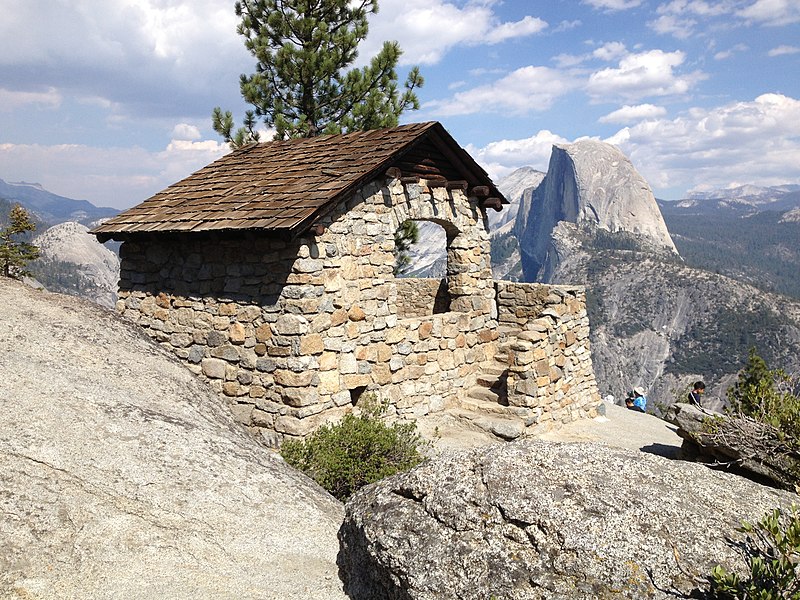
[475,367,506,389]
[466,385,502,404]
[446,407,525,441]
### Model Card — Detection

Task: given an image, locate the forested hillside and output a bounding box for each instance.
[661,204,800,300]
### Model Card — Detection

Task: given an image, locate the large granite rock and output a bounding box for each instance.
[0,278,346,599]
[339,440,794,600]
[514,140,677,282]
[33,220,120,308]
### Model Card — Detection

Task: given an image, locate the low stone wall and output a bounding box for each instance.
[496,281,601,429]
[395,278,449,318]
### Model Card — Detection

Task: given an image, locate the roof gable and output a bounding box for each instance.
[91,122,505,240]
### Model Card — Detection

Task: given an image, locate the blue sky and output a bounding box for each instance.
[1,0,799,209]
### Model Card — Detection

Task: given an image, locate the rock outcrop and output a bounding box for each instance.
[667,402,800,491]
[33,221,120,307]
[339,440,795,600]
[514,140,677,282]
[489,167,546,232]
[0,278,346,599]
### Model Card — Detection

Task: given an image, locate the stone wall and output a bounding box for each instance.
[115,176,600,445]
[495,281,600,431]
[117,176,498,445]
[395,278,449,318]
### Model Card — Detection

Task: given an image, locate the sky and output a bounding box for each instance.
[1,0,799,209]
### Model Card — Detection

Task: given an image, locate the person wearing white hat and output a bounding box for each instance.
[625,386,648,413]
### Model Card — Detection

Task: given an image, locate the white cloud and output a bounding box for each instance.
[466,130,571,180]
[714,43,749,60]
[0,136,228,209]
[736,0,800,25]
[171,123,202,141]
[485,16,549,44]
[592,42,628,61]
[599,103,668,123]
[647,14,698,38]
[424,66,576,116]
[554,42,628,68]
[0,87,62,112]
[768,44,800,56]
[585,49,705,102]
[0,0,249,120]
[554,20,583,32]
[361,1,547,66]
[608,93,800,194]
[649,1,746,37]
[656,1,737,18]
[651,0,800,32]
[583,0,643,10]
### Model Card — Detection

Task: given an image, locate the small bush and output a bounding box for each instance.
[709,504,800,599]
[280,395,426,501]
[727,348,800,445]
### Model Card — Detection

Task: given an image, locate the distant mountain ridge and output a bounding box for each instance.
[674,184,800,213]
[0,178,118,225]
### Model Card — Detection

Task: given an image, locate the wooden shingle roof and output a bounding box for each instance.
[91,121,506,241]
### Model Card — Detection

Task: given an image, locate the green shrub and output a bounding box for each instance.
[727,348,800,445]
[709,504,800,599]
[279,395,426,501]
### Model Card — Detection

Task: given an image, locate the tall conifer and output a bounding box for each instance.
[0,204,40,279]
[213,0,423,145]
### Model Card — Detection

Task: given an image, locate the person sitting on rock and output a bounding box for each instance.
[688,381,705,407]
[626,387,647,413]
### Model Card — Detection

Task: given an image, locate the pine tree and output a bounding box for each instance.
[0,204,40,279]
[213,0,423,145]
[393,219,419,276]
[727,347,800,443]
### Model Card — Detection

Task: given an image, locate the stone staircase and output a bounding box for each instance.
[446,327,540,441]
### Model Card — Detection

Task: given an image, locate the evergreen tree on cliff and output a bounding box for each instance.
[0,204,39,279]
[213,0,424,146]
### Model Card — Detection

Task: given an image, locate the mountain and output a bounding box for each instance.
[511,141,800,412]
[0,178,118,225]
[684,183,800,211]
[0,180,122,306]
[661,202,800,299]
[514,140,677,282]
[32,221,120,308]
[488,166,545,232]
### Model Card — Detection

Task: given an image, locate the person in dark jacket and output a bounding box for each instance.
[688,381,705,407]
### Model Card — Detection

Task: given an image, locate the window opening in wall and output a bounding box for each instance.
[394,219,451,317]
[395,220,447,279]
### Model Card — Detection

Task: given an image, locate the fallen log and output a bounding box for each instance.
[666,402,800,492]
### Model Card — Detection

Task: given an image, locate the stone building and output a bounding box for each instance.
[93,122,600,445]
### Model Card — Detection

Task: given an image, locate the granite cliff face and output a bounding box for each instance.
[510,142,800,412]
[515,140,677,282]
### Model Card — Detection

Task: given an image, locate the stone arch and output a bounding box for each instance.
[391,182,492,318]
